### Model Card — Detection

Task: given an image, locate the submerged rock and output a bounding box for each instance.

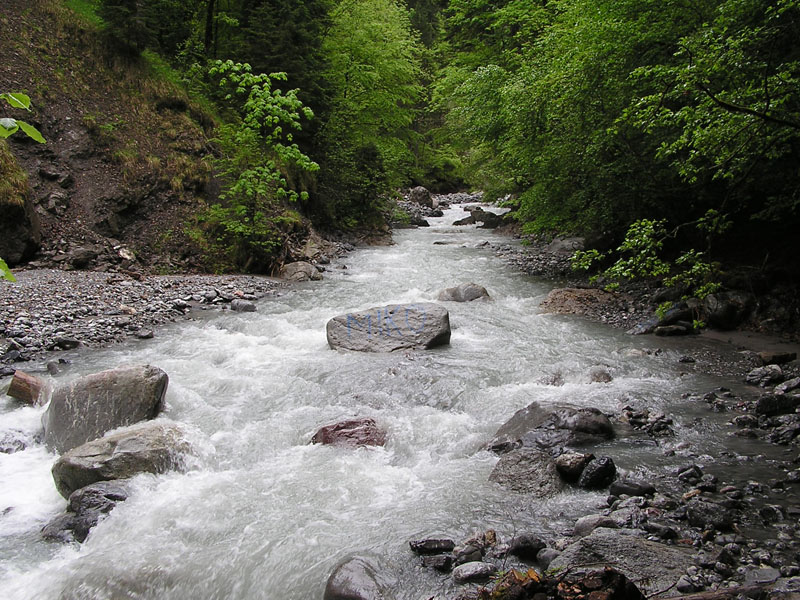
[311,418,387,448]
[573,514,618,537]
[326,303,451,352]
[436,283,490,302]
[230,299,256,312]
[323,556,396,600]
[43,365,168,453]
[51,420,192,498]
[609,479,656,497]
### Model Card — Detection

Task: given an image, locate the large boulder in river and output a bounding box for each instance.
[488,448,565,498]
[437,283,490,302]
[280,261,322,282]
[488,402,614,453]
[51,420,193,498]
[326,303,451,352]
[311,418,387,447]
[408,186,435,208]
[470,208,503,229]
[324,556,396,600]
[549,528,694,596]
[43,365,168,453]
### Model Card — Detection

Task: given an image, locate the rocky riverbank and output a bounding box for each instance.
[0,270,287,374]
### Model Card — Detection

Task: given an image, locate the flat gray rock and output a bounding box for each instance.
[437,283,490,302]
[549,527,693,595]
[43,365,168,453]
[326,303,451,352]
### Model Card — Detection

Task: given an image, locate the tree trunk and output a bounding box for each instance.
[204,0,216,56]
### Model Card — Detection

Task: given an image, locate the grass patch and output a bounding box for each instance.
[0,140,28,208]
[64,0,103,27]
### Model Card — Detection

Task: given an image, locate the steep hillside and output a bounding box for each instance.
[0,0,221,273]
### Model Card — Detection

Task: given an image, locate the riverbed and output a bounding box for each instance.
[0,204,795,599]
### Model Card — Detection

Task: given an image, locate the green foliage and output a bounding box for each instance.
[316,0,423,226]
[571,249,603,272]
[572,212,725,301]
[0,94,41,280]
[197,60,317,272]
[0,258,14,283]
[605,219,671,281]
[65,0,104,26]
[0,93,46,143]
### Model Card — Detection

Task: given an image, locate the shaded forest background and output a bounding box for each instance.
[1,0,798,284]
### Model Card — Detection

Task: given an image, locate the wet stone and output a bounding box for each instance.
[453,544,482,566]
[577,456,616,489]
[507,534,546,560]
[452,561,497,584]
[409,538,455,555]
[422,554,454,572]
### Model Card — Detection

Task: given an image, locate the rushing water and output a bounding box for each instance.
[0,205,790,599]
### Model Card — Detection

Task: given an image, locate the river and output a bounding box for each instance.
[0,203,791,599]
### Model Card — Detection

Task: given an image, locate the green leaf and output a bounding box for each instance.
[0,118,19,138]
[0,92,31,110]
[17,120,46,143]
[0,257,15,282]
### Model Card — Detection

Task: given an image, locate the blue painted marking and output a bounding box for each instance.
[382,307,402,337]
[346,313,372,338]
[405,304,427,334]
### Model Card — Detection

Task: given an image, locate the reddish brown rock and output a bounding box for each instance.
[6,370,49,406]
[311,418,387,448]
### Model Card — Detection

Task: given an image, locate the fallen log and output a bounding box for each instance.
[6,370,48,406]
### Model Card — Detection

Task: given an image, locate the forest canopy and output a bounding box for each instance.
[87,0,800,275]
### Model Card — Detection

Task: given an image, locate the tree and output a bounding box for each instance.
[316,0,423,225]
[197,60,318,272]
[625,0,800,253]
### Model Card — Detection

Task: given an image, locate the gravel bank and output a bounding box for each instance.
[491,238,658,329]
[0,269,286,372]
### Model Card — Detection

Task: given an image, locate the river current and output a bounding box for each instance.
[0,204,786,599]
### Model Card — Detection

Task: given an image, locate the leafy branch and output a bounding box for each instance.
[571,210,729,305]
[0,93,46,143]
